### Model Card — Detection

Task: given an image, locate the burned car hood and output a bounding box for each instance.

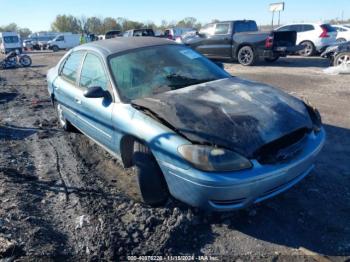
[132,78,313,157]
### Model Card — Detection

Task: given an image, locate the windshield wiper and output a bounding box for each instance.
[166,74,216,88]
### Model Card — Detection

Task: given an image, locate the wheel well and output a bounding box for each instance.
[120,135,150,168]
[300,40,315,46]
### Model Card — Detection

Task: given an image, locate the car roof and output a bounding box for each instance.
[74,37,177,57]
[280,22,328,26]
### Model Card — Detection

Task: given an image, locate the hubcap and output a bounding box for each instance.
[336,54,350,66]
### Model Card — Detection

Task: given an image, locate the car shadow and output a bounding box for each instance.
[258,56,330,68]
[0,92,17,104]
[220,56,330,68]
[30,65,47,68]
[163,124,350,257]
[0,124,37,140]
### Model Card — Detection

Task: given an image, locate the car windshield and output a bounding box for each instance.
[109,45,230,102]
[4,36,19,43]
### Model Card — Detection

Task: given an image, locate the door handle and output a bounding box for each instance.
[75,98,81,104]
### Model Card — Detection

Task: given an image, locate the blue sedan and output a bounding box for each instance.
[47,37,325,211]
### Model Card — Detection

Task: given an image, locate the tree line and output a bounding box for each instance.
[1,15,349,39]
[50,15,205,34]
[0,23,31,38]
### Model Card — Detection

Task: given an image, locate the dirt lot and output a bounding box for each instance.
[0,51,349,261]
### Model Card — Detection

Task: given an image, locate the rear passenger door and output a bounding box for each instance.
[297,24,315,44]
[77,52,115,149]
[53,51,85,127]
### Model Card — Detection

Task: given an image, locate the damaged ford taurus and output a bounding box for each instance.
[47,37,325,211]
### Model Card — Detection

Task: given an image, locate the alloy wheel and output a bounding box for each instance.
[336,54,350,66]
[238,49,253,65]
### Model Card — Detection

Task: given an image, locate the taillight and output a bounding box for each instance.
[319,26,329,38]
[265,35,274,48]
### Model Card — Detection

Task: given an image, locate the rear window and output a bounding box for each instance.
[61,51,84,83]
[302,24,314,32]
[321,24,336,32]
[234,21,258,33]
[3,36,19,43]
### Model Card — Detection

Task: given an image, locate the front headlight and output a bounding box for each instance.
[178,145,252,172]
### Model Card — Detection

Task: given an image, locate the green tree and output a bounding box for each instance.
[85,16,103,34]
[18,28,32,38]
[0,23,18,32]
[177,17,198,28]
[51,15,81,33]
[102,17,121,33]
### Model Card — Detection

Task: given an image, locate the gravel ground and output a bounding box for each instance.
[0,52,349,261]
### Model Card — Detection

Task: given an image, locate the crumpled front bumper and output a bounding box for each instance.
[158,128,325,211]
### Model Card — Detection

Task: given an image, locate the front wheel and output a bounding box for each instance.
[130,142,169,206]
[52,45,59,52]
[333,52,350,66]
[237,46,257,66]
[19,55,32,67]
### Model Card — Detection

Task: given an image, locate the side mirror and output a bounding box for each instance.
[197,32,206,38]
[83,86,108,98]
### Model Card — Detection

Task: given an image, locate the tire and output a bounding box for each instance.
[333,52,350,66]
[264,56,280,62]
[131,142,169,206]
[55,102,73,131]
[336,38,347,43]
[298,41,315,57]
[19,55,32,67]
[237,46,257,66]
[52,45,59,52]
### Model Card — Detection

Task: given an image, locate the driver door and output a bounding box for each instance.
[76,52,115,149]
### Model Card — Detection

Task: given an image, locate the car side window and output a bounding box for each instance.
[301,24,314,32]
[277,26,290,31]
[79,53,109,91]
[305,25,314,31]
[60,51,84,83]
[215,23,230,35]
[199,24,215,35]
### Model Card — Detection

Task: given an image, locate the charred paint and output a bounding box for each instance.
[132,77,313,157]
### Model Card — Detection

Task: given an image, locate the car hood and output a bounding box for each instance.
[132,77,313,157]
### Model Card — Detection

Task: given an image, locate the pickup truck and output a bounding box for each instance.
[182,20,302,66]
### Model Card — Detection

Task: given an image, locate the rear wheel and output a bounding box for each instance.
[298,41,315,57]
[129,142,169,206]
[237,46,257,66]
[333,52,350,66]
